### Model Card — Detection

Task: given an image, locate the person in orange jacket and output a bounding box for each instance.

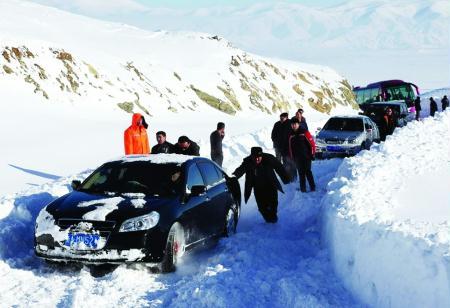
[124,113,150,155]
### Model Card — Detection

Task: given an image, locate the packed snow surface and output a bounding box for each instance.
[323,110,450,307]
[0,127,360,307]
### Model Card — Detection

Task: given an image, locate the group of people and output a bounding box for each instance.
[123,113,203,157]
[122,110,316,224]
[414,95,448,119]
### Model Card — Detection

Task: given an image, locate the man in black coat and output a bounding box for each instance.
[210,122,225,166]
[441,95,449,111]
[233,147,290,223]
[414,96,422,120]
[291,108,308,131]
[151,131,174,154]
[173,136,200,156]
[271,113,289,162]
[430,97,438,117]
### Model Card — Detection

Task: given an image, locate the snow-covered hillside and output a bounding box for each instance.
[30,0,449,89]
[0,0,359,196]
[323,110,450,307]
[0,0,356,118]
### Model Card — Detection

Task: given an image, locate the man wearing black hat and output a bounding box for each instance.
[271,113,290,162]
[210,122,225,166]
[173,136,200,156]
[232,147,290,223]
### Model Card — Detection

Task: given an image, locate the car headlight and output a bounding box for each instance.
[119,211,160,232]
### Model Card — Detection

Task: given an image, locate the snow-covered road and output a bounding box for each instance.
[0,158,360,307]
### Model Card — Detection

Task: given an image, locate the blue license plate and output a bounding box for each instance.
[65,233,101,249]
[327,145,344,152]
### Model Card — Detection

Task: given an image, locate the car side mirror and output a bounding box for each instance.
[190,185,207,197]
[71,180,81,190]
[364,124,370,129]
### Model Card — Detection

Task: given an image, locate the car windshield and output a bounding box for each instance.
[323,118,364,132]
[79,162,183,196]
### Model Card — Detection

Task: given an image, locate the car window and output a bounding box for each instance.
[187,164,204,191]
[197,162,222,187]
[323,118,364,132]
[79,162,182,196]
[214,165,225,180]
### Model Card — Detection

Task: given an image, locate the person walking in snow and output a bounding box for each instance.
[151,131,174,154]
[124,113,150,155]
[414,96,422,120]
[210,122,225,166]
[271,112,290,162]
[430,97,438,117]
[441,95,449,111]
[288,118,316,192]
[173,136,200,156]
[232,147,290,223]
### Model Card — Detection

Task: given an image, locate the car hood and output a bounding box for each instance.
[46,190,175,223]
[316,130,363,140]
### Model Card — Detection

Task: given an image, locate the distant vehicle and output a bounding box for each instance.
[315,115,380,157]
[35,155,241,272]
[353,80,419,107]
[360,101,415,128]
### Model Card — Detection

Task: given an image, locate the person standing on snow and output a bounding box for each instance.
[151,131,174,154]
[233,147,290,223]
[124,113,150,155]
[441,95,449,111]
[414,96,422,120]
[173,136,200,156]
[430,97,438,117]
[288,118,316,192]
[210,122,225,166]
[271,112,290,162]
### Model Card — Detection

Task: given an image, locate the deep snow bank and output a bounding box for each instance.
[322,111,450,307]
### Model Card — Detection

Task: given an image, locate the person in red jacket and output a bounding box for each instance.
[124,113,150,155]
[288,118,316,192]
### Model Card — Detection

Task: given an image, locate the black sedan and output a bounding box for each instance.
[35,154,241,272]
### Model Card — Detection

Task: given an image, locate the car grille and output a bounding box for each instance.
[57,219,116,231]
[325,139,344,144]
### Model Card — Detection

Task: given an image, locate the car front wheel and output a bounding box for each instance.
[223,203,238,237]
[161,222,185,273]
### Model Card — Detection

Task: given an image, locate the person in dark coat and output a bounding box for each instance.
[441,95,449,111]
[151,131,174,154]
[271,113,290,162]
[414,96,422,120]
[210,122,225,166]
[173,136,200,156]
[430,97,438,117]
[291,108,308,130]
[288,118,316,192]
[233,147,290,223]
[379,107,396,141]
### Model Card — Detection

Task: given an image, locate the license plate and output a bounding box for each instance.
[327,145,344,152]
[64,233,102,250]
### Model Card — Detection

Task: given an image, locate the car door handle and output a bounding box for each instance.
[205,197,210,202]
[224,188,228,192]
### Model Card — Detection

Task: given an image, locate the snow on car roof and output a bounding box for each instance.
[110,154,195,165]
[330,115,368,119]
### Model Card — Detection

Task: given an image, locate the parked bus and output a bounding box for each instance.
[353,80,419,107]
